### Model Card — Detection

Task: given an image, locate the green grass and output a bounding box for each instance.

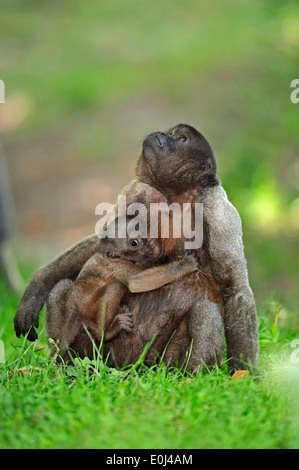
[1,279,299,449]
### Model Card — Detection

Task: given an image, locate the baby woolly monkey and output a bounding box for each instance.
[46,217,198,358]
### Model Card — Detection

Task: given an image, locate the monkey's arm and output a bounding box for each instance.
[127,256,199,293]
[14,234,101,341]
[13,179,151,341]
[203,186,258,373]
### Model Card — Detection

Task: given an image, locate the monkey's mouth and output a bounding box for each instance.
[143,133,163,151]
[107,251,120,259]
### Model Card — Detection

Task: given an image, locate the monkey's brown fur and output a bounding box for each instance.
[46,222,198,361]
[15,124,258,373]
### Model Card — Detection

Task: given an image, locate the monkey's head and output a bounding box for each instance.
[100,217,155,266]
[137,124,219,195]
[102,235,154,265]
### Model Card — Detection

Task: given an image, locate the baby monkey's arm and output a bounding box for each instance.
[127,255,199,293]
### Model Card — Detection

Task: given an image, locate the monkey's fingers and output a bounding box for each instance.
[14,287,45,341]
[121,324,133,332]
[120,312,133,322]
[14,311,38,341]
[180,255,199,272]
[121,318,134,328]
[14,315,21,338]
[120,311,133,318]
[119,316,134,332]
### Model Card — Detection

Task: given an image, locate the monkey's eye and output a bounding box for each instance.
[177,135,187,142]
[131,239,139,247]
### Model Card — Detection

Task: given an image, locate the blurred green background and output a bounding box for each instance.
[0,0,298,314]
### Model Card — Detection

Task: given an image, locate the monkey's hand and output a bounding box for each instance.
[104,306,134,342]
[14,234,101,341]
[173,254,199,278]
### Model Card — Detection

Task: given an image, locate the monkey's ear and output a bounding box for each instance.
[202,163,211,171]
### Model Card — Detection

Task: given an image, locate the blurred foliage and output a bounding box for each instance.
[0,0,298,311]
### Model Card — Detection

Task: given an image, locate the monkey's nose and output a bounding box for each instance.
[154,132,167,148]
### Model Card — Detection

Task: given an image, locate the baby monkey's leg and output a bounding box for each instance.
[46,279,73,345]
[96,283,133,342]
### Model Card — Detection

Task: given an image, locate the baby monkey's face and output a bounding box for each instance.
[100,216,158,267]
[101,235,155,267]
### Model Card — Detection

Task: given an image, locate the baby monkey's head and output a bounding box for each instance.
[100,215,186,267]
[100,216,154,266]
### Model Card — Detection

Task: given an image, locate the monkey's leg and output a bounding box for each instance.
[128,256,198,293]
[187,300,225,372]
[92,284,133,342]
[224,286,258,373]
[95,282,125,331]
[203,185,258,373]
[45,279,73,344]
[14,233,102,341]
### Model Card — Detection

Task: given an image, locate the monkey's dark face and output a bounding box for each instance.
[138,124,219,194]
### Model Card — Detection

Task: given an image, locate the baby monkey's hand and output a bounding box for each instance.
[175,253,199,276]
[112,305,134,333]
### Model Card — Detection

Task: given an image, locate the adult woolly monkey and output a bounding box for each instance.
[14,124,258,373]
